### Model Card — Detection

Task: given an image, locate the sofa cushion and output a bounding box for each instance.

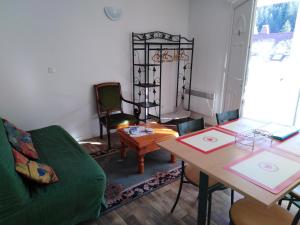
[3,119,38,159]
[12,149,58,184]
[0,119,30,219]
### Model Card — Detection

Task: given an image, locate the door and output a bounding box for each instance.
[223,0,255,112]
[243,0,300,125]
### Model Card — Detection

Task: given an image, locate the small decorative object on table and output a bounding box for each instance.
[235,129,273,151]
[125,126,154,137]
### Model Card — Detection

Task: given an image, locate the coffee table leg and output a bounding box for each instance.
[120,141,127,159]
[138,155,145,174]
[170,154,176,163]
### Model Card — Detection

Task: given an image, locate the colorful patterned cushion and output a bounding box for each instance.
[12,149,58,184]
[3,119,39,159]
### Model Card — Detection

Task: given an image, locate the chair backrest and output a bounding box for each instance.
[94,82,122,114]
[0,119,29,216]
[216,109,239,125]
[177,118,205,136]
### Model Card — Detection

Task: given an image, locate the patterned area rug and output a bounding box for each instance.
[104,166,181,212]
[81,137,181,212]
[79,136,120,158]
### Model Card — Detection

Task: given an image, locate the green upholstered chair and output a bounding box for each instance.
[216,109,239,125]
[215,109,239,206]
[94,82,141,149]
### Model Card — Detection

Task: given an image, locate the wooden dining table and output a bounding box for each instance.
[158,119,300,225]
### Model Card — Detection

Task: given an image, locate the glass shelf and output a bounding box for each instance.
[137,102,160,108]
[134,83,160,88]
[134,63,160,66]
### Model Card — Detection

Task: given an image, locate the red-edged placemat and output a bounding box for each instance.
[176,127,235,154]
[224,150,300,194]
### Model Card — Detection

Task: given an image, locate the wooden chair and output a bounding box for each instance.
[94,82,141,149]
[230,198,300,225]
[216,109,240,204]
[170,118,229,225]
[216,109,239,125]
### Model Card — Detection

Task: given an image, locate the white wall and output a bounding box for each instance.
[189,0,233,120]
[0,0,189,140]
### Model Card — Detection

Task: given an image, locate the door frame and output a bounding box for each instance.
[220,0,257,113]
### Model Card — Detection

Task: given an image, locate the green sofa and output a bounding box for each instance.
[0,119,106,225]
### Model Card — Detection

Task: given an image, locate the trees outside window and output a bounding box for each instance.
[256,1,299,33]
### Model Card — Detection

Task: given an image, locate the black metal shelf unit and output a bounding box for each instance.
[132,31,194,122]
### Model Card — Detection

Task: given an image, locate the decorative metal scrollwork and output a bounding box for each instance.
[134,77,140,84]
[134,67,144,85]
[136,88,146,103]
[177,62,192,105]
[133,31,180,42]
[151,66,160,85]
[153,78,160,85]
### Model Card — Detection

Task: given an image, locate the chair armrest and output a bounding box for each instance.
[101,110,113,128]
[121,97,141,119]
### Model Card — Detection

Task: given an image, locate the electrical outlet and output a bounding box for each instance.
[48,67,56,74]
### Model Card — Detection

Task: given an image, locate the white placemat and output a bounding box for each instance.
[225,150,300,193]
[276,134,300,156]
[176,128,235,153]
[218,118,267,134]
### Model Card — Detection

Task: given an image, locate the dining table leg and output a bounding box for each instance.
[197,171,209,225]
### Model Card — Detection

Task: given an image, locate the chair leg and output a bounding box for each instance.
[229,209,235,225]
[171,161,185,213]
[100,123,103,139]
[107,128,111,149]
[287,199,293,210]
[98,118,103,139]
[207,194,212,225]
[278,199,283,206]
[230,189,235,205]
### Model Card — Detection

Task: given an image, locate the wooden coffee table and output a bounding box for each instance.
[118,123,178,174]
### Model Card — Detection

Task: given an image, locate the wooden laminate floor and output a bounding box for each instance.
[81,176,297,225]
[81,180,238,225]
[81,134,297,225]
